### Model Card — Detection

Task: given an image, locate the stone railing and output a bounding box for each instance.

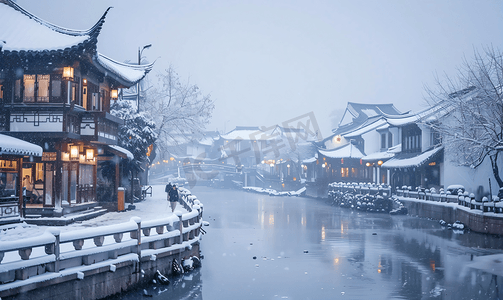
[394,188,503,213]
[0,197,19,221]
[328,182,392,196]
[0,199,204,289]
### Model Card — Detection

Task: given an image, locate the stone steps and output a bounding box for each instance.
[24,207,107,226]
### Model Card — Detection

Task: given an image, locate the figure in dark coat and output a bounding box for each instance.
[165,182,172,201]
[168,185,179,212]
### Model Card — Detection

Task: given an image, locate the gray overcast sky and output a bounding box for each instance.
[17,0,503,137]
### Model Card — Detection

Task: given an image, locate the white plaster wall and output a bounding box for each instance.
[389,127,400,146]
[419,124,431,151]
[362,131,379,155]
[442,158,501,196]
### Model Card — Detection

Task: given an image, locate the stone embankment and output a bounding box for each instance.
[0,199,204,300]
[328,182,503,235]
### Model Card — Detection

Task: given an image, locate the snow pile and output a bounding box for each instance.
[243,186,306,197]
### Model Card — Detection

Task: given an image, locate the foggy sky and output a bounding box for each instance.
[17,0,503,138]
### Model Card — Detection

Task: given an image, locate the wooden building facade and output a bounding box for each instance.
[0,0,153,214]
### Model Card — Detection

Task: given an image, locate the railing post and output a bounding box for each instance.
[194,200,203,217]
[193,204,202,237]
[50,228,61,273]
[176,211,183,244]
[129,217,142,269]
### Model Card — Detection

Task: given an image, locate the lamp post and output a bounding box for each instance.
[137,44,152,113]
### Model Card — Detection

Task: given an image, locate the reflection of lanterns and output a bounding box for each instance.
[378,160,383,166]
[70,145,79,160]
[111,89,118,100]
[63,66,74,80]
[86,148,94,160]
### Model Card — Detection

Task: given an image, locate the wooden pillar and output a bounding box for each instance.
[55,149,62,209]
[93,159,97,202]
[17,157,23,217]
[115,158,120,202]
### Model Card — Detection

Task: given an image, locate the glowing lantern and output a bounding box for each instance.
[63,66,74,80]
[111,89,118,100]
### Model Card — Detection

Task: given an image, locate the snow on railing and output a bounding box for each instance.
[178,188,204,215]
[395,187,503,213]
[0,200,204,287]
[329,181,503,214]
[328,182,392,196]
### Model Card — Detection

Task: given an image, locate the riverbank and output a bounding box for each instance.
[0,185,204,300]
[398,197,503,235]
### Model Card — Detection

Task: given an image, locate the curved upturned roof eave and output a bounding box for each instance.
[0,0,111,54]
[0,134,43,157]
[92,53,154,88]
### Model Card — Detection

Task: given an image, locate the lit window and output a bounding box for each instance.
[23,75,36,102]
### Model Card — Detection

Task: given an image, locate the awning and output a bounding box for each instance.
[303,157,317,164]
[318,143,364,159]
[381,147,443,168]
[362,151,395,161]
[0,134,42,157]
[107,145,134,160]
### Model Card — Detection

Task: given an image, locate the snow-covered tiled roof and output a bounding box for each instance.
[0,134,42,157]
[93,53,154,87]
[0,0,108,53]
[108,145,134,160]
[198,137,215,146]
[302,157,317,164]
[343,118,388,138]
[337,102,404,128]
[318,143,364,159]
[362,151,395,161]
[381,147,443,168]
[221,127,270,141]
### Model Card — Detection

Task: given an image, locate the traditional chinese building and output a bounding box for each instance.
[0,0,153,217]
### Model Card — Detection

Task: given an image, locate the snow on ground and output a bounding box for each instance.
[0,184,186,242]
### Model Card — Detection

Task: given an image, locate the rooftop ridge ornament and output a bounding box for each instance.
[3,0,112,38]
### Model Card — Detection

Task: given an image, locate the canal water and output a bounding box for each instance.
[119,186,503,300]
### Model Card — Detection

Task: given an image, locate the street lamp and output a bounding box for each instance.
[137,44,152,113]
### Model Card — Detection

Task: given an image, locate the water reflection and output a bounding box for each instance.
[120,187,503,299]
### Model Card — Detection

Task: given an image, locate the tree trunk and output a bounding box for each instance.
[490,153,503,188]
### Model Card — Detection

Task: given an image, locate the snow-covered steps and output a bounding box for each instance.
[24,207,108,226]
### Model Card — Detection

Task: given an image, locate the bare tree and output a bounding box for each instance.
[425,46,503,187]
[144,65,215,159]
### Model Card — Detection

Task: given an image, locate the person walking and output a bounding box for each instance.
[168,185,179,212]
[23,175,33,203]
[165,182,172,201]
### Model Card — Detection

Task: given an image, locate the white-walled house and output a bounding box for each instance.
[319,102,409,184]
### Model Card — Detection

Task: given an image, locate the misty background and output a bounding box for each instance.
[17,0,503,138]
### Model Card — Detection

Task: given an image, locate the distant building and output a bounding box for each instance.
[315,102,408,184]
